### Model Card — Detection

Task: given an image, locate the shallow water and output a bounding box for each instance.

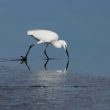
[0,58,110,110]
[0,0,110,109]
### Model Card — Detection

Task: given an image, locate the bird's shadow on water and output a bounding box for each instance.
[0,57,31,70]
[0,56,69,72]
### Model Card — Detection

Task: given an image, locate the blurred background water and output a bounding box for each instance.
[0,0,110,74]
[0,0,110,110]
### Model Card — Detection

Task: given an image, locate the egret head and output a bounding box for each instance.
[52,40,69,59]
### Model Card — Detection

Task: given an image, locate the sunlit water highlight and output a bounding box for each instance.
[0,57,110,110]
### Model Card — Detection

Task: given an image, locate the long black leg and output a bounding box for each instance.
[21,44,34,61]
[44,59,49,70]
[66,48,69,59]
[44,44,49,60]
[25,44,34,58]
[65,59,69,71]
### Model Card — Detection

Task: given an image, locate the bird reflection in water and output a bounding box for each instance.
[43,59,69,73]
[0,57,31,71]
[20,55,69,72]
[0,56,69,72]
[20,57,31,71]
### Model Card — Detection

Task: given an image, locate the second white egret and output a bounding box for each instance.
[22,29,69,60]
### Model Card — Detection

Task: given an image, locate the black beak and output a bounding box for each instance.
[66,48,69,59]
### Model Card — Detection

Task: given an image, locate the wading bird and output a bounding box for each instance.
[21,29,69,60]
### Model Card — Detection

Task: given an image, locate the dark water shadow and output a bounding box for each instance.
[0,57,31,71]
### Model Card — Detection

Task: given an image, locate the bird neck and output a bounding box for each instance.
[51,40,62,48]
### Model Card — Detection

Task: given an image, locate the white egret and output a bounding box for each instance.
[21,29,69,60]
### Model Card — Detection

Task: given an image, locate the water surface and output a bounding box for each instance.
[0,0,110,110]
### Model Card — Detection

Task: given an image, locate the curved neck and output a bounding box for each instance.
[51,40,62,48]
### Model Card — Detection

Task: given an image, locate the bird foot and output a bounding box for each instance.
[20,56,27,62]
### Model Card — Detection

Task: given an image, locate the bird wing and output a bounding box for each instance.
[30,35,40,41]
[27,29,59,42]
[37,40,44,44]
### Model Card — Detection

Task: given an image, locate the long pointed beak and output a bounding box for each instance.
[66,48,69,59]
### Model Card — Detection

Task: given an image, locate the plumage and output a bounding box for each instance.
[27,29,59,43]
[22,29,69,60]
